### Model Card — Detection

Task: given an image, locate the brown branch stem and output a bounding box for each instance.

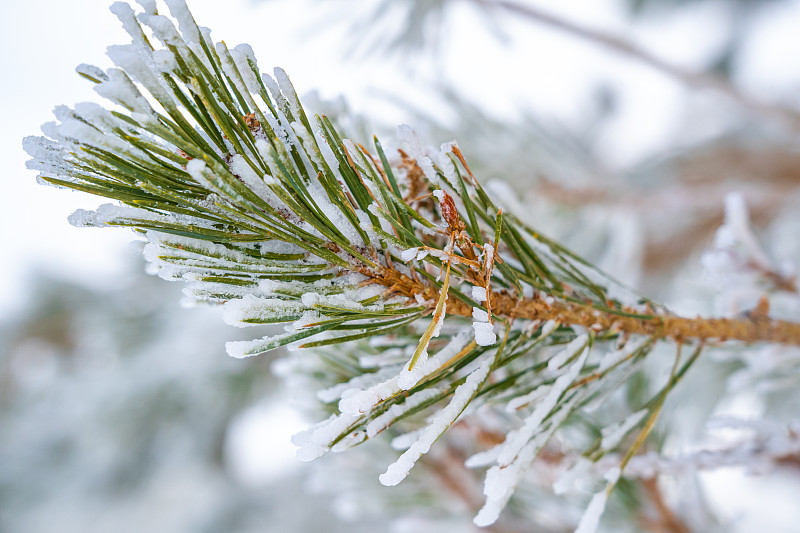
[488,291,800,346]
[361,264,800,347]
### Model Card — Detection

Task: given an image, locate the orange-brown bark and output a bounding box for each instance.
[362,264,800,347]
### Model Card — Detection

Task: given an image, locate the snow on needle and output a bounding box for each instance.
[407,247,452,371]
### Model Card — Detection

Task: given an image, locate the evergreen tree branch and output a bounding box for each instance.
[23,1,800,529]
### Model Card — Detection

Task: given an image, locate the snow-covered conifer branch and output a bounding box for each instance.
[24,1,800,529]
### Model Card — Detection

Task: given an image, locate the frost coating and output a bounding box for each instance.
[574,491,608,533]
[135,0,157,14]
[397,125,440,186]
[473,398,577,526]
[164,0,200,44]
[472,307,489,323]
[338,376,401,415]
[397,330,472,390]
[497,342,589,467]
[472,321,496,346]
[293,413,361,461]
[400,247,419,262]
[547,333,589,371]
[68,203,168,228]
[379,353,496,486]
[221,295,304,327]
[472,286,487,302]
[365,389,441,438]
[231,43,262,94]
[317,367,400,404]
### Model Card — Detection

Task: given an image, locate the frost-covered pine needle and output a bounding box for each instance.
[379,349,499,486]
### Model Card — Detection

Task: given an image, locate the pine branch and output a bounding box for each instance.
[23,1,800,529]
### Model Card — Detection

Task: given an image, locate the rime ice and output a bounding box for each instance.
[472,321,496,346]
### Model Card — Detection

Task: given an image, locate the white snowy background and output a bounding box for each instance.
[3,0,800,532]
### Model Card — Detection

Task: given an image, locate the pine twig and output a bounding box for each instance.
[353,261,800,346]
